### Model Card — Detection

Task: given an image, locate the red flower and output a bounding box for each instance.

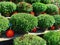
[12,11,18,14]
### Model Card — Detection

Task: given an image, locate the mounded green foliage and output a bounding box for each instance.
[44,31,60,45]
[0,1,16,16]
[12,0,25,3]
[25,0,41,4]
[37,14,55,28]
[40,0,51,4]
[53,15,60,26]
[51,0,60,7]
[46,4,59,15]
[10,13,38,33]
[14,0,24,2]
[14,34,46,45]
[32,2,47,13]
[17,2,33,13]
[0,15,9,32]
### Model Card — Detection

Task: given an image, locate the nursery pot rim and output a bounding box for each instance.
[0,38,13,42]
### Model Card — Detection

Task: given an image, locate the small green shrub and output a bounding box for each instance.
[15,0,24,2]
[10,13,38,33]
[25,0,41,4]
[14,34,46,45]
[32,2,47,13]
[46,4,59,15]
[0,15,9,32]
[12,0,25,4]
[17,2,33,13]
[0,1,16,16]
[53,15,60,26]
[40,0,51,4]
[44,31,60,45]
[37,14,55,28]
[51,0,60,8]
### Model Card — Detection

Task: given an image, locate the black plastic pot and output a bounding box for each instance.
[39,27,48,32]
[0,39,14,45]
[34,12,40,16]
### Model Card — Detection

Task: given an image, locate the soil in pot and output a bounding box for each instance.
[34,12,40,16]
[1,13,11,17]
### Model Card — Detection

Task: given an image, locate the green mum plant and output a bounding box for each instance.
[51,0,60,8]
[40,0,51,4]
[14,34,46,45]
[25,0,41,4]
[17,2,33,13]
[37,14,55,30]
[44,31,60,45]
[10,13,38,34]
[53,15,60,28]
[0,1,16,17]
[12,0,25,4]
[32,2,47,15]
[46,4,59,15]
[0,15,9,32]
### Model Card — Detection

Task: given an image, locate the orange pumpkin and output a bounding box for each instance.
[50,26,55,30]
[30,12,35,15]
[12,11,18,14]
[32,27,37,32]
[6,29,15,38]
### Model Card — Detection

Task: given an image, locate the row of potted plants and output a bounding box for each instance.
[0,13,60,36]
[0,0,60,45]
[14,31,60,45]
[0,1,59,17]
[0,0,52,4]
